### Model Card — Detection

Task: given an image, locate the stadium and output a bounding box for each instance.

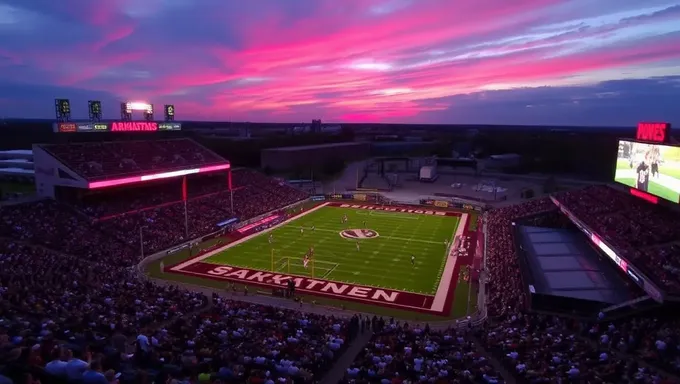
[1,101,679,384]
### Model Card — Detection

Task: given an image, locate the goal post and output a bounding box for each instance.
[270,249,338,279]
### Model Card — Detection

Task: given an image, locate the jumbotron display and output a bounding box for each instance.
[54,121,182,133]
[614,139,680,204]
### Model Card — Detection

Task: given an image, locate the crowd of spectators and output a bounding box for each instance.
[0,239,209,383]
[136,294,351,383]
[556,185,680,294]
[1,169,309,258]
[42,139,226,180]
[481,186,680,383]
[0,159,350,383]
[343,320,504,383]
[484,197,556,317]
[0,200,137,267]
[478,313,677,383]
[5,147,680,384]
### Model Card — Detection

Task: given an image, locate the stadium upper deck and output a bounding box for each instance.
[39,138,227,181]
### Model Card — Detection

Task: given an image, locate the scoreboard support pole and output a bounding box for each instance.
[228,168,234,213]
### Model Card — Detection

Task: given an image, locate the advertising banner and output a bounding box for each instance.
[311,195,326,201]
[53,121,182,133]
[420,199,484,212]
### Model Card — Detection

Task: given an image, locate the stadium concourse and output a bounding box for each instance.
[0,140,678,383]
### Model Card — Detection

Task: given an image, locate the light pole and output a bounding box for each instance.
[139,226,146,258]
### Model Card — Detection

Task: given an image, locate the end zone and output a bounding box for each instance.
[164,201,476,316]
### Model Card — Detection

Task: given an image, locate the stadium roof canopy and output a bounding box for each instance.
[33,138,230,192]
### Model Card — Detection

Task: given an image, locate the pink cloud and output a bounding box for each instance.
[1,0,679,123]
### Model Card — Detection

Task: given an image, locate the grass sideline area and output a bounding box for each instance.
[203,205,459,294]
[146,201,480,321]
[614,158,680,202]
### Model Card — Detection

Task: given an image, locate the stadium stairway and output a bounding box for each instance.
[469,335,518,384]
[320,329,373,384]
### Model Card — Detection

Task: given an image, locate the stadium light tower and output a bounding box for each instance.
[88,100,102,122]
[55,99,71,122]
[164,105,175,121]
[120,101,154,121]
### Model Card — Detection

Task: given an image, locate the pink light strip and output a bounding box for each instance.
[88,162,231,189]
[199,164,231,172]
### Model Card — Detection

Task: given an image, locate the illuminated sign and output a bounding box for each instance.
[126,101,153,112]
[55,121,182,133]
[111,121,158,132]
[158,122,182,131]
[237,215,280,233]
[636,122,670,143]
[58,122,77,132]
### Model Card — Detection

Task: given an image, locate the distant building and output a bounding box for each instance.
[261,142,370,172]
[0,149,34,182]
[484,153,522,170]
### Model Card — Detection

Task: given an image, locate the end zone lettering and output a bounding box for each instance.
[111,121,159,132]
[339,203,446,216]
[207,265,400,303]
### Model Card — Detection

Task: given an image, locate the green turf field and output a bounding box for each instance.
[202,206,460,294]
[614,158,680,202]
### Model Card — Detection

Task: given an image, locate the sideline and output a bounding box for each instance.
[171,202,330,271]
[430,213,468,311]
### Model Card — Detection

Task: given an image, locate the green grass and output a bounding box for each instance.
[615,159,680,202]
[203,206,459,294]
[147,203,478,321]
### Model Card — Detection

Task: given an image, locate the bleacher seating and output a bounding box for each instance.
[557,185,680,294]
[343,321,505,383]
[3,156,680,384]
[41,139,226,180]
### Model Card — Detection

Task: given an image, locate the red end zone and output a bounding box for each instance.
[325,201,461,216]
[165,202,476,316]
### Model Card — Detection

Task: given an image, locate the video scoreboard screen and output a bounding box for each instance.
[54,121,182,133]
[614,139,680,204]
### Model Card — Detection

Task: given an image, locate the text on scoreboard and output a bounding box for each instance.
[54,121,182,133]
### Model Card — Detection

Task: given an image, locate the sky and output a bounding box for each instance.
[0,0,679,125]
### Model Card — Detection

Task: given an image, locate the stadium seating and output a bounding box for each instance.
[41,139,226,180]
[342,321,505,383]
[4,166,680,384]
[478,313,678,383]
[484,197,556,317]
[36,169,309,256]
[557,185,680,294]
[482,190,680,382]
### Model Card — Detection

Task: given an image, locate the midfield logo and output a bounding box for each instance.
[339,229,379,239]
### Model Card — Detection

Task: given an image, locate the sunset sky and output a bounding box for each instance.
[0,0,679,125]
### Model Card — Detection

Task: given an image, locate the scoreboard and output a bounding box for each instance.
[54,121,182,133]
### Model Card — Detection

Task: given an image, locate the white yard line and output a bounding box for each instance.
[430,213,468,312]
[308,226,443,245]
[171,203,330,271]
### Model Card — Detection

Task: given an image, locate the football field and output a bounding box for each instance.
[168,202,473,315]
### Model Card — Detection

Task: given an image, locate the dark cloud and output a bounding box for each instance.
[423,77,680,126]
